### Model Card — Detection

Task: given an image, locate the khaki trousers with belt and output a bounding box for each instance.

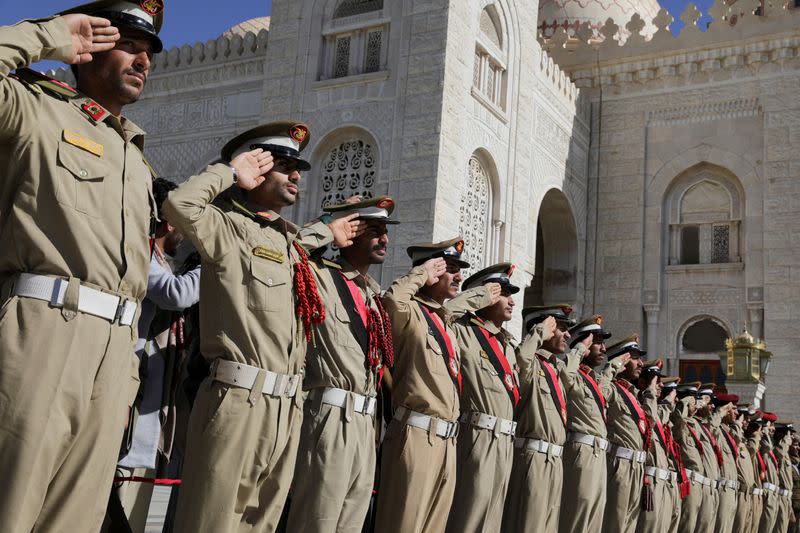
[285,398,376,533]
[0,295,138,533]
[696,483,719,532]
[714,485,736,533]
[665,476,681,533]
[375,419,456,533]
[173,378,302,533]
[602,455,643,533]
[759,491,779,533]
[559,440,607,533]
[732,492,754,533]
[678,478,703,533]
[750,492,764,533]
[445,424,514,533]
[502,444,564,532]
[776,495,792,533]
[636,474,671,533]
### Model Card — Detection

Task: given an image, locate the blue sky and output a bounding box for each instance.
[0,0,709,72]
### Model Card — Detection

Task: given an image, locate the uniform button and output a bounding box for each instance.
[267,278,273,286]
[79,169,88,178]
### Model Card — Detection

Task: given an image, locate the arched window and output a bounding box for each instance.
[682,319,728,353]
[473,4,508,111]
[323,0,387,80]
[666,165,743,266]
[319,139,377,208]
[459,156,493,274]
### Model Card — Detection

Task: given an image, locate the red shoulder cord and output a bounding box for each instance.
[369,296,394,384]
[665,426,691,499]
[756,451,767,481]
[292,242,325,342]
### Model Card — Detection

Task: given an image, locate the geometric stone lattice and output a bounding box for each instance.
[712,224,730,263]
[459,156,491,274]
[320,140,376,208]
[334,0,383,18]
[365,30,382,73]
[334,37,351,78]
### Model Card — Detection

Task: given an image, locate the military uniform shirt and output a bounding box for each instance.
[733,424,758,491]
[696,417,721,481]
[382,266,459,421]
[1,18,153,301]
[642,386,670,470]
[163,164,332,373]
[670,399,706,474]
[711,413,738,483]
[304,258,382,396]
[514,335,567,445]
[559,343,608,438]
[603,363,646,450]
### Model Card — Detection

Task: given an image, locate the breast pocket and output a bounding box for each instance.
[538,375,555,411]
[425,333,448,376]
[248,257,289,311]
[480,358,502,392]
[333,302,362,349]
[55,141,108,218]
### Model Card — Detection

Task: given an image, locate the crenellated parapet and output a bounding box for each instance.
[540,0,800,87]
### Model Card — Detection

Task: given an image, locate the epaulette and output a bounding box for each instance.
[322,258,342,270]
[12,68,79,100]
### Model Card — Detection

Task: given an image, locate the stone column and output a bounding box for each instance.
[748,305,763,339]
[644,304,661,365]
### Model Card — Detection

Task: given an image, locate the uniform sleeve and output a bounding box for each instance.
[146,260,201,311]
[444,286,491,317]
[670,399,691,442]
[295,219,333,252]
[0,18,73,139]
[382,265,428,329]
[162,164,239,263]
[559,343,588,390]
[516,324,545,387]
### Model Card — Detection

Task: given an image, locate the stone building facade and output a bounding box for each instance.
[51,0,800,416]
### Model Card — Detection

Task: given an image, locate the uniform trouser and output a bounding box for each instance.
[732,492,754,533]
[445,425,514,533]
[502,444,564,532]
[374,419,456,533]
[0,296,138,533]
[751,493,764,533]
[173,378,302,533]
[776,495,792,533]
[666,478,681,533]
[636,473,671,533]
[101,466,157,533]
[285,399,376,533]
[602,455,643,533]
[696,483,719,533]
[759,492,779,533]
[677,478,703,533]
[714,486,737,533]
[558,441,607,533]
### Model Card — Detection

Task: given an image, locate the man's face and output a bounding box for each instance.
[162,224,184,256]
[790,439,800,457]
[663,389,677,405]
[623,354,643,380]
[686,396,698,416]
[343,220,388,266]
[252,157,302,208]
[585,338,606,367]
[543,320,570,354]
[655,378,663,397]
[722,403,736,423]
[479,286,515,324]
[697,395,713,416]
[428,258,462,300]
[79,30,153,106]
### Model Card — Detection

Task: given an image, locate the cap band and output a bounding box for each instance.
[330,206,390,220]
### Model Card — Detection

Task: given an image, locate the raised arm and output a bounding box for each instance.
[146,259,200,311]
[381,265,430,329]
[444,285,493,318]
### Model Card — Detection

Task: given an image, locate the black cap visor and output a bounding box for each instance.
[94,10,163,52]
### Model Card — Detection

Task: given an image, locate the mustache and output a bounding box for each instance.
[371,244,386,251]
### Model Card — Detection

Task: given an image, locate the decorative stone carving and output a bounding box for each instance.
[319,139,377,208]
[459,157,492,273]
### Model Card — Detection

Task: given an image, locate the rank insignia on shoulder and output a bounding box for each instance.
[321,258,342,270]
[81,101,107,122]
[253,246,284,263]
[63,130,104,157]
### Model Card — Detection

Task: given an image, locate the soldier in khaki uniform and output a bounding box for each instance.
[732,406,760,533]
[443,263,518,533]
[691,384,721,533]
[774,423,796,533]
[375,238,472,533]
[759,412,781,533]
[601,335,647,533]
[658,377,686,533]
[709,393,741,533]
[503,304,570,533]
[636,361,672,533]
[558,314,612,533]
[165,122,361,532]
[0,3,164,531]
[747,415,768,533]
[286,196,397,533]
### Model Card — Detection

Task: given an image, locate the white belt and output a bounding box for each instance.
[567,431,610,451]
[12,272,137,326]
[314,387,376,416]
[612,445,647,463]
[211,359,300,398]
[645,466,671,481]
[669,470,678,483]
[779,488,791,497]
[460,411,516,436]
[514,437,564,457]
[762,482,779,493]
[395,407,458,439]
[686,469,713,487]
[750,487,764,496]
[717,478,739,491]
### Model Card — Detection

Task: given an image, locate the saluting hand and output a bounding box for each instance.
[485,282,502,305]
[424,257,447,286]
[541,315,557,341]
[330,214,365,248]
[231,149,274,191]
[62,14,120,64]
[581,333,594,349]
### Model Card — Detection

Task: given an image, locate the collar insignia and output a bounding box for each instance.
[81,101,106,122]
